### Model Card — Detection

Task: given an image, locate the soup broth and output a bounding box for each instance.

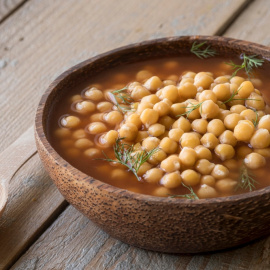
[48,55,270,199]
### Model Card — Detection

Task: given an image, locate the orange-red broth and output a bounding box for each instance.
[48,56,270,198]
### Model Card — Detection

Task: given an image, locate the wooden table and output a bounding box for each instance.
[1,0,270,269]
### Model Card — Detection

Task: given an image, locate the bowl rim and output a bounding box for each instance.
[35,35,270,205]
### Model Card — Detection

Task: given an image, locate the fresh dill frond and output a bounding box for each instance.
[251,110,259,127]
[222,87,259,104]
[190,41,218,59]
[98,138,159,181]
[111,87,134,113]
[225,54,264,78]
[178,101,204,118]
[237,164,258,192]
[169,183,199,200]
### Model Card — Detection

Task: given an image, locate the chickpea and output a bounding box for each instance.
[141,94,160,104]
[111,169,128,180]
[215,178,237,193]
[126,113,142,129]
[100,130,118,146]
[148,123,165,137]
[238,81,254,98]
[200,100,220,119]
[250,129,270,149]
[182,71,196,79]
[258,110,266,119]
[230,105,246,114]
[148,149,167,165]
[61,116,81,129]
[136,102,154,115]
[222,159,239,170]
[75,138,94,149]
[168,128,184,142]
[142,137,160,151]
[180,132,200,148]
[159,137,178,154]
[217,110,231,121]
[161,85,179,102]
[144,76,163,91]
[200,133,219,150]
[211,164,229,179]
[179,77,194,86]
[152,187,171,197]
[201,175,216,187]
[245,92,265,111]
[163,79,177,86]
[70,94,82,103]
[136,70,153,81]
[89,113,104,122]
[84,87,104,101]
[194,72,214,89]
[224,113,244,130]
[227,94,245,107]
[194,145,212,160]
[185,101,201,120]
[88,122,107,134]
[198,90,217,103]
[251,78,263,88]
[75,101,96,114]
[135,131,148,143]
[207,119,225,137]
[140,108,159,127]
[160,155,181,173]
[119,123,138,141]
[236,145,252,159]
[104,111,124,125]
[195,159,215,175]
[161,172,182,189]
[144,168,164,183]
[197,184,218,198]
[214,76,230,84]
[131,86,151,101]
[153,101,171,116]
[191,119,208,135]
[159,116,175,130]
[54,128,71,138]
[179,147,197,167]
[65,148,80,158]
[258,115,270,132]
[137,162,152,176]
[172,116,191,132]
[218,130,236,146]
[230,76,245,86]
[245,153,266,169]
[254,148,270,158]
[212,83,231,101]
[170,102,186,117]
[214,144,235,161]
[84,148,101,158]
[240,109,257,122]
[97,101,113,112]
[178,82,197,99]
[181,169,200,186]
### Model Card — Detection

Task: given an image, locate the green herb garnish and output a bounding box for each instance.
[222,87,259,105]
[190,41,218,59]
[251,110,259,127]
[225,54,264,78]
[178,101,204,118]
[237,164,258,192]
[169,183,199,200]
[111,87,134,112]
[98,138,158,181]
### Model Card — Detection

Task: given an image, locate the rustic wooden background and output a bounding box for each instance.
[1,0,270,269]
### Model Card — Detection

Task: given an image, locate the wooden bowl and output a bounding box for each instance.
[35,36,270,253]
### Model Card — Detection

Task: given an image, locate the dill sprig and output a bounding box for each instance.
[237,164,258,192]
[111,87,134,113]
[169,183,199,200]
[178,101,204,118]
[98,138,159,181]
[222,87,259,104]
[252,110,259,127]
[190,41,218,59]
[225,54,264,78]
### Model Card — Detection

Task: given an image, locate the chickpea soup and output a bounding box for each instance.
[48,48,270,199]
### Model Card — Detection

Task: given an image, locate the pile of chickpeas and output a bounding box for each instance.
[55,69,270,199]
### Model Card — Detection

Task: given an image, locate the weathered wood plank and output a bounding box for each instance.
[0,0,250,152]
[0,0,26,22]
[0,153,67,270]
[10,205,270,270]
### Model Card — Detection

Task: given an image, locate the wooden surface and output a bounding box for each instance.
[2,0,270,269]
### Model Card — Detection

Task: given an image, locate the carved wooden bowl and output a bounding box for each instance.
[35,36,270,253]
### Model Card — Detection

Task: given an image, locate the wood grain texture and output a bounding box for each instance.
[0,0,26,22]
[10,205,270,270]
[0,0,250,153]
[0,154,67,270]
[224,0,270,46]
